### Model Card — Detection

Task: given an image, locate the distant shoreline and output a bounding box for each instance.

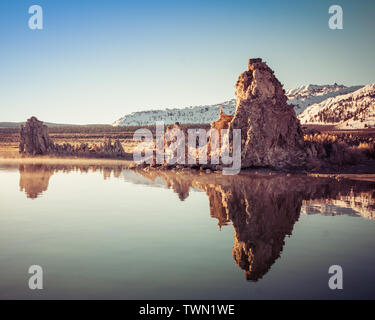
[1,123,375,178]
[2,148,375,183]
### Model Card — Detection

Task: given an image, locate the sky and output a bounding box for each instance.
[0,0,374,124]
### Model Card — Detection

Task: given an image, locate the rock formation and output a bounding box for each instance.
[19,117,128,159]
[52,138,127,158]
[19,117,55,155]
[211,108,234,134]
[137,58,365,171]
[163,122,189,165]
[210,108,234,149]
[225,58,307,169]
[157,58,311,170]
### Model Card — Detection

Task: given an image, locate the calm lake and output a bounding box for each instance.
[0,163,375,299]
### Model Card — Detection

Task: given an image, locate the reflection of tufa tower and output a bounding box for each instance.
[203,175,302,281]
[227,178,302,281]
[136,170,303,281]
[19,164,54,199]
[135,170,375,281]
[16,164,375,281]
[205,185,230,230]
[18,164,129,199]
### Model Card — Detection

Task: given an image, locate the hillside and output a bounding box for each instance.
[298,84,375,129]
[286,84,363,115]
[113,84,363,126]
[112,100,236,127]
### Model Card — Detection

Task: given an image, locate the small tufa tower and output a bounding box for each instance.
[19,117,55,155]
[211,108,234,132]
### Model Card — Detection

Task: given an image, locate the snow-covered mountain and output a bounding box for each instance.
[113,84,364,127]
[113,100,236,127]
[298,84,375,129]
[286,84,363,115]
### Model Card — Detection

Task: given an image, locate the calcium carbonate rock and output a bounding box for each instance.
[227,58,307,169]
[210,108,234,148]
[163,122,189,166]
[211,108,234,132]
[19,117,55,155]
[19,117,128,159]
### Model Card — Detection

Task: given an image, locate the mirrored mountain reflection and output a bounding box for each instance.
[129,170,375,281]
[17,164,375,281]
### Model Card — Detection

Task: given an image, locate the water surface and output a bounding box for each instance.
[0,164,375,299]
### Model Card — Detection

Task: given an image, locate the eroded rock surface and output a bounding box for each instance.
[227,58,307,169]
[211,108,234,133]
[136,58,366,171]
[210,108,234,152]
[19,117,128,159]
[163,122,189,165]
[19,117,55,155]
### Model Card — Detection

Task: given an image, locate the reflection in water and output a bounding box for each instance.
[18,164,125,198]
[133,170,375,281]
[16,164,375,281]
[19,164,54,199]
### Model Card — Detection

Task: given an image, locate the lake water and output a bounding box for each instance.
[0,163,375,299]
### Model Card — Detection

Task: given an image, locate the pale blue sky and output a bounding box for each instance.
[1,0,374,124]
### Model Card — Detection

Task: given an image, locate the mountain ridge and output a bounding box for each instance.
[113,84,365,127]
[298,83,375,129]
